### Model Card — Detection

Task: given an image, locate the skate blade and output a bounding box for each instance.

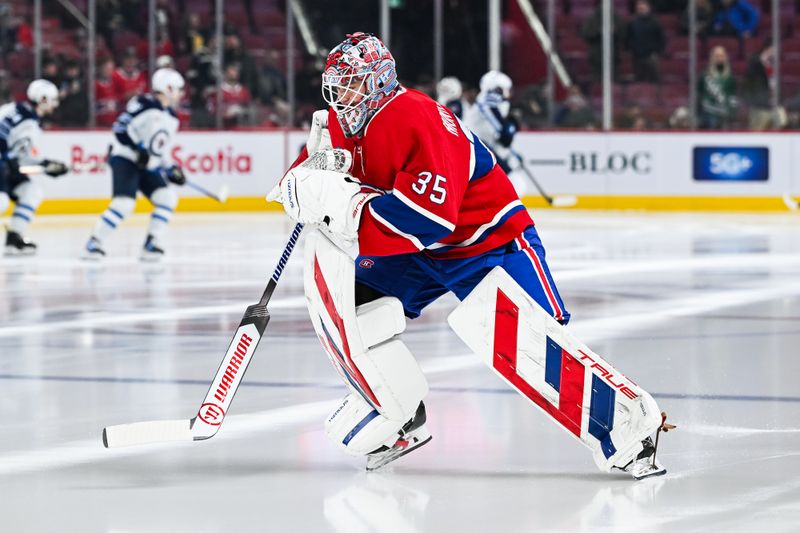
[82,252,105,261]
[632,465,667,481]
[4,247,36,257]
[139,252,164,263]
[365,435,432,472]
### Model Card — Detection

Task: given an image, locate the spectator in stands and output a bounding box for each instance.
[555,86,597,129]
[0,70,10,102]
[16,15,33,50]
[207,62,252,129]
[186,38,217,128]
[742,39,776,130]
[180,13,207,56]
[54,60,88,127]
[41,58,61,86]
[620,105,648,129]
[0,5,17,55]
[680,0,715,37]
[157,55,174,69]
[581,0,624,83]
[137,23,175,63]
[222,28,260,103]
[698,46,737,129]
[669,106,691,129]
[515,84,548,129]
[113,47,148,105]
[625,0,666,83]
[712,0,760,39]
[95,57,120,127]
[650,0,687,12]
[259,50,287,106]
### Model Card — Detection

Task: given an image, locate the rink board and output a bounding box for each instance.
[5,130,799,214]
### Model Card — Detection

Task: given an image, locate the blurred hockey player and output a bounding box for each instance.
[270,33,668,479]
[462,71,520,175]
[436,76,465,119]
[0,80,69,255]
[84,68,187,261]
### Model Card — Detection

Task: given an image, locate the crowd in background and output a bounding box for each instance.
[1,0,799,131]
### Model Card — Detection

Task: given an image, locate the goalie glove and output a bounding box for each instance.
[267,166,378,242]
[42,159,69,177]
[306,109,332,154]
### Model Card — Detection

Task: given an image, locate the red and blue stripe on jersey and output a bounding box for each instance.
[324,88,533,259]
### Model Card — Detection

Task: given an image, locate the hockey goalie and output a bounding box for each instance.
[269,32,672,479]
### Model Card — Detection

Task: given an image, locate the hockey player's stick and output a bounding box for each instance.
[185,180,229,203]
[19,162,96,175]
[511,150,577,208]
[102,222,304,447]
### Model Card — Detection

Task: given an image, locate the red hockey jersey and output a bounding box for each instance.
[294,88,533,259]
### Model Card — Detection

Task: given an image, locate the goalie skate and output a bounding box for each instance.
[366,425,432,472]
[618,412,676,480]
[365,402,432,471]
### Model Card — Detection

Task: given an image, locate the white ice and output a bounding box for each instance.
[1,210,799,533]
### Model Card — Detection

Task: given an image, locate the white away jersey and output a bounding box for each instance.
[111,94,180,169]
[0,102,44,166]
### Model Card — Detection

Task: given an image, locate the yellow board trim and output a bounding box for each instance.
[1,195,796,215]
[519,195,796,211]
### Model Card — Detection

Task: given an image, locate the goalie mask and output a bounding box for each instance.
[322,32,399,137]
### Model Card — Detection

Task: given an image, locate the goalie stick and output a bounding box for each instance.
[103,148,351,447]
[102,222,304,447]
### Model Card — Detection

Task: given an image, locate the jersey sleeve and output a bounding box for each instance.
[112,97,142,148]
[10,119,44,165]
[358,106,470,256]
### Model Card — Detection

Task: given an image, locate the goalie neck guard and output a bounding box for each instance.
[322,32,399,137]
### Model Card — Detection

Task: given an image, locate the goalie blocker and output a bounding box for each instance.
[448,267,668,476]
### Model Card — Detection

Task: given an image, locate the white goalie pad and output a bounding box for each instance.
[304,230,428,425]
[448,267,662,472]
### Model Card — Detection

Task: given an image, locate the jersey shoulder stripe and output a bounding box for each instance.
[369,193,453,247]
[392,189,456,231]
[427,200,526,253]
[366,204,425,251]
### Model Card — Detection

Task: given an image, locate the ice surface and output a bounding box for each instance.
[1,211,799,532]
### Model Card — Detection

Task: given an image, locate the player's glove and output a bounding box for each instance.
[267,166,378,242]
[134,144,150,169]
[42,159,69,177]
[166,166,186,186]
[3,158,20,177]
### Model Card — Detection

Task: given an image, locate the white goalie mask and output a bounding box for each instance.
[321,32,399,137]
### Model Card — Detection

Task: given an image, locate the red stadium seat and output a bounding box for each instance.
[625,83,660,106]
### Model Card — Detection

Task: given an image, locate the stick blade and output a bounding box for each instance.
[217,184,230,203]
[103,419,193,448]
[551,195,578,208]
